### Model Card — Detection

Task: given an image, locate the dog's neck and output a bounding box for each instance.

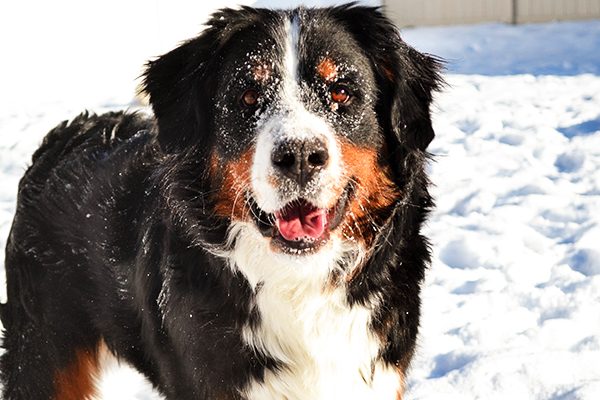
[225,221,402,399]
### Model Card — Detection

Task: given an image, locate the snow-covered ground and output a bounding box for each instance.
[1,1,599,399]
[405,20,600,400]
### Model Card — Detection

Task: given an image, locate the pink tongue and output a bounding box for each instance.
[276,205,328,242]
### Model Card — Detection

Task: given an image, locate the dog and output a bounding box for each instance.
[0,5,441,399]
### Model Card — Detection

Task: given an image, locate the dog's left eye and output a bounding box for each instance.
[240,89,260,108]
[330,84,352,104]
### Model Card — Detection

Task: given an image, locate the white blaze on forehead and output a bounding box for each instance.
[250,14,343,214]
[284,14,300,82]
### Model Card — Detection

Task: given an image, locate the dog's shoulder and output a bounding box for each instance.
[19,111,155,197]
[34,112,152,162]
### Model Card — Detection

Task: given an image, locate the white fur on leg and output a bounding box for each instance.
[95,344,164,400]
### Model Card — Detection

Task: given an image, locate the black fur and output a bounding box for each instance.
[1,5,441,399]
[328,4,443,372]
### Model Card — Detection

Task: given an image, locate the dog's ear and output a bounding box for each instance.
[142,8,269,153]
[142,33,215,153]
[330,5,443,152]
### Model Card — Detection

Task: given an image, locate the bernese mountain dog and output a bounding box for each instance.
[0,5,442,400]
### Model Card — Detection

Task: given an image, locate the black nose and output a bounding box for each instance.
[271,138,329,186]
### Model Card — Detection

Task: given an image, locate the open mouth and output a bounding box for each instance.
[250,184,353,254]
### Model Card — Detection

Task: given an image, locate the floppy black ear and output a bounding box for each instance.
[143,33,216,153]
[142,8,268,153]
[330,5,443,152]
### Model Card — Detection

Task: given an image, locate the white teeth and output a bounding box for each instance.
[292,236,316,242]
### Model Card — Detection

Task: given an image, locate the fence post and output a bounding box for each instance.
[511,0,518,24]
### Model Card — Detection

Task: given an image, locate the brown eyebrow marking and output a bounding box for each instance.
[252,63,271,82]
[317,57,338,83]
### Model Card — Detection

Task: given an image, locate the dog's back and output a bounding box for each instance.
[0,112,155,399]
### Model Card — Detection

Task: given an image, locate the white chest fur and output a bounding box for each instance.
[227,223,402,400]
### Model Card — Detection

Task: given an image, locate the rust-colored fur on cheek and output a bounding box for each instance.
[53,342,106,400]
[340,142,398,246]
[211,148,254,221]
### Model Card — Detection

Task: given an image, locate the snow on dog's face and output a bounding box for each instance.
[208,9,398,255]
[143,6,440,257]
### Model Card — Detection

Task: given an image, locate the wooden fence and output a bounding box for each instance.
[384,0,600,26]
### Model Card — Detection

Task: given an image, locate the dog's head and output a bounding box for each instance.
[144,5,441,259]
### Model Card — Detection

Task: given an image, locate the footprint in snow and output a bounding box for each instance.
[555,150,586,173]
[558,117,600,138]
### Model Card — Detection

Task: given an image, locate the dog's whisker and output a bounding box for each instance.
[230,177,252,220]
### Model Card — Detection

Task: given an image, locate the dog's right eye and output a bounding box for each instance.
[240,89,260,108]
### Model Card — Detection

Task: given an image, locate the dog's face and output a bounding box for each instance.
[144,6,441,257]
[209,10,396,256]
